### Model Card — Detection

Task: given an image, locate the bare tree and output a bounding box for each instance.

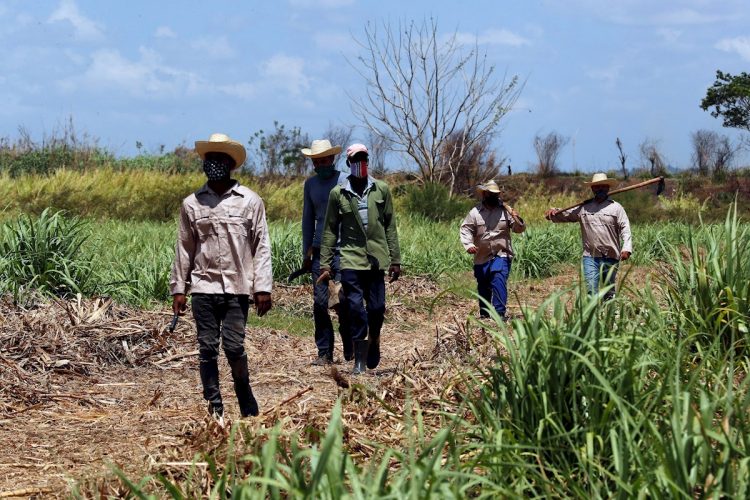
[322,123,352,168]
[691,129,718,176]
[690,129,738,178]
[615,137,628,179]
[366,129,390,178]
[441,130,504,194]
[638,138,667,177]
[533,131,569,177]
[350,18,522,195]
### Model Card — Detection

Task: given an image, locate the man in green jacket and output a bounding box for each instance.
[317,143,401,374]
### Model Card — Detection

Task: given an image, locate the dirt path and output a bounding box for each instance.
[0,268,652,496]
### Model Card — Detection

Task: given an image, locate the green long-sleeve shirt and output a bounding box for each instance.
[320,177,401,272]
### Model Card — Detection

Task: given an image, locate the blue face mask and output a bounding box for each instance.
[315,165,335,180]
[593,188,608,201]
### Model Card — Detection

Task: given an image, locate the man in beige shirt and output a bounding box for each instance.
[460,180,525,320]
[171,133,273,424]
[544,172,632,300]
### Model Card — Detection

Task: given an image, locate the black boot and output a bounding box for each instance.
[227,354,259,417]
[352,340,368,375]
[342,334,354,361]
[199,358,222,408]
[366,331,381,369]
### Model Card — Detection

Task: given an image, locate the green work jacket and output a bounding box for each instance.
[320,177,401,272]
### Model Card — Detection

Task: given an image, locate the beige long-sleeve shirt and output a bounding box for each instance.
[460,204,526,265]
[170,182,273,296]
[549,198,632,259]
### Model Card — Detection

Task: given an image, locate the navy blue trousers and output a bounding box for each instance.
[473,256,511,318]
[311,251,351,356]
[340,269,385,343]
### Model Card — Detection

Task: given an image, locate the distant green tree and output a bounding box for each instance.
[700,70,750,132]
[247,121,309,176]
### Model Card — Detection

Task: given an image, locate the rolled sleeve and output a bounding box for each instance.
[550,206,582,223]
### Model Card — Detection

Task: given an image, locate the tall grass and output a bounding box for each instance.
[0,208,97,301]
[661,203,750,350]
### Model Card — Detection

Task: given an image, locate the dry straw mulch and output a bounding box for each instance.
[0,277,502,497]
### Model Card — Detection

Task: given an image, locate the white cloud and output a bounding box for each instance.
[59,47,256,101]
[289,0,354,7]
[586,64,623,87]
[715,36,750,61]
[261,54,310,96]
[190,35,237,59]
[656,28,682,44]
[455,29,530,47]
[154,26,176,38]
[48,0,104,41]
[313,32,356,52]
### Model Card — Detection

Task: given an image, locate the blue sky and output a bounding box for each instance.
[1,0,749,172]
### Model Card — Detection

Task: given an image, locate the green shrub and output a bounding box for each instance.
[398,182,474,222]
[0,208,97,300]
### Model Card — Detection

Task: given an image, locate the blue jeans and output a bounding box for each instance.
[340,269,386,344]
[473,256,511,318]
[311,250,351,356]
[582,256,619,300]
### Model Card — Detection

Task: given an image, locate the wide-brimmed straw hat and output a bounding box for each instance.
[476,180,501,194]
[301,139,342,158]
[195,133,246,169]
[584,172,618,187]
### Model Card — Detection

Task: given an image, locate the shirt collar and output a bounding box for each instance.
[198,180,243,198]
[342,175,374,196]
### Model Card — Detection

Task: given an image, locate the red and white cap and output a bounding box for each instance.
[346,143,368,158]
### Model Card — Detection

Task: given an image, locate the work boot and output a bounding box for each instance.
[366,331,381,369]
[227,354,259,417]
[352,340,368,375]
[199,358,222,409]
[312,352,333,366]
[342,338,354,361]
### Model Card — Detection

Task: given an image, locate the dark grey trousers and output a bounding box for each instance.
[191,294,255,414]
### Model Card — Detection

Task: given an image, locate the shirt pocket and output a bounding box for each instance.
[224,207,250,238]
[192,208,215,241]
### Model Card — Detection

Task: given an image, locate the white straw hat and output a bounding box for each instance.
[584,173,618,187]
[195,133,246,169]
[300,139,342,158]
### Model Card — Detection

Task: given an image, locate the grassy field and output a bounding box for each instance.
[1,166,749,496]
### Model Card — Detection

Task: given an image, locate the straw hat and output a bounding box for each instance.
[476,180,501,194]
[195,133,246,169]
[584,172,618,187]
[300,139,342,158]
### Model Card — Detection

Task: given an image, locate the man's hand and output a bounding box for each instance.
[466,245,478,254]
[316,269,331,285]
[544,208,558,220]
[620,250,631,261]
[388,264,401,283]
[172,294,188,315]
[254,292,272,317]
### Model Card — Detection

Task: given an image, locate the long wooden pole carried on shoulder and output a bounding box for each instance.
[552,176,665,216]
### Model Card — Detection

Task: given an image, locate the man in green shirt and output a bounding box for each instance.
[317,143,401,374]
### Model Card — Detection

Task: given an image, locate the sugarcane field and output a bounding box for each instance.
[3,2,750,498]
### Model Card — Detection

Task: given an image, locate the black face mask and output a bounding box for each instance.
[203,158,231,181]
[484,194,501,207]
[593,188,608,201]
